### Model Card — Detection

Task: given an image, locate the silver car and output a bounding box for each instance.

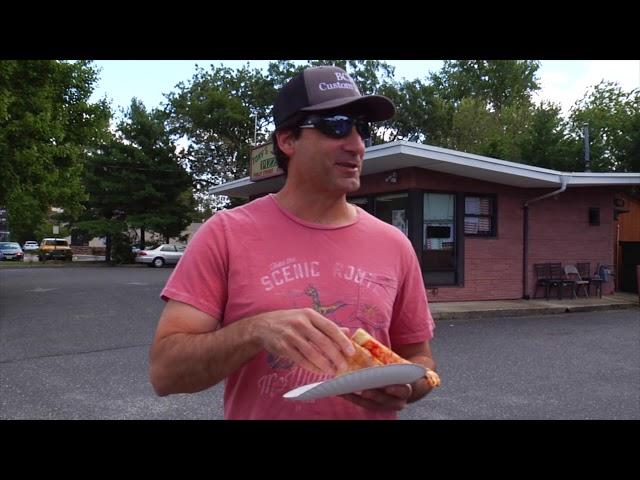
[0,242,24,261]
[134,244,185,268]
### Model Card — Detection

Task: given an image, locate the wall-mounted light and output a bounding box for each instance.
[384,171,398,184]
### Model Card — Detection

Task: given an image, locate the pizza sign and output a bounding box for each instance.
[250,142,283,181]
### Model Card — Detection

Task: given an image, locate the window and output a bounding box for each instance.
[374,193,409,237]
[347,196,370,213]
[464,195,496,237]
[423,193,457,285]
[588,207,600,226]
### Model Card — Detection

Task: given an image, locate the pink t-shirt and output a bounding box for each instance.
[161,194,434,420]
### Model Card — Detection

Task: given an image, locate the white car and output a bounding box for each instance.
[23,241,39,251]
[134,244,186,268]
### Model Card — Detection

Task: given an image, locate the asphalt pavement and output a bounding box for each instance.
[0,266,638,419]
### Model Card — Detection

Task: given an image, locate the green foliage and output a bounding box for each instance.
[75,99,194,261]
[156,59,637,212]
[430,60,541,112]
[111,232,134,264]
[166,64,274,184]
[568,81,640,172]
[378,80,449,144]
[517,102,576,170]
[0,60,111,243]
[5,59,635,242]
[165,63,281,212]
[164,60,402,210]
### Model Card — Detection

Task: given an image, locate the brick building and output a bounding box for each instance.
[210,141,640,302]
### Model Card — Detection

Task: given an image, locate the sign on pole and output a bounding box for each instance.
[249,142,283,182]
[53,225,59,235]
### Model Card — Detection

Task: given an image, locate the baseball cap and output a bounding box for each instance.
[273,66,396,128]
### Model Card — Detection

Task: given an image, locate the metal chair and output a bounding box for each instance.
[549,263,576,299]
[577,262,602,297]
[534,263,552,299]
[564,264,590,297]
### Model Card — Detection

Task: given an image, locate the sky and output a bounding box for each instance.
[89,60,640,119]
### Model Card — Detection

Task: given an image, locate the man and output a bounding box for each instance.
[149,65,437,419]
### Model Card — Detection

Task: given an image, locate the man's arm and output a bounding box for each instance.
[149,300,356,396]
[149,300,257,396]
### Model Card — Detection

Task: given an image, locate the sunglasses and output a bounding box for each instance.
[299,115,371,141]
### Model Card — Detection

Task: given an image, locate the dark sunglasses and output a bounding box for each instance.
[299,115,370,141]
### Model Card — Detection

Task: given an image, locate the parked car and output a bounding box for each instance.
[39,238,73,261]
[135,244,186,268]
[23,241,39,252]
[0,242,24,261]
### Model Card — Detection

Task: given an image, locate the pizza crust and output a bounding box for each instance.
[349,328,441,388]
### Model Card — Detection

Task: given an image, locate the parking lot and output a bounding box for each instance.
[0,266,638,419]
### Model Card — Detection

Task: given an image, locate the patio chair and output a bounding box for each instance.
[549,262,576,299]
[564,264,590,297]
[576,262,592,281]
[534,263,552,299]
[577,262,600,297]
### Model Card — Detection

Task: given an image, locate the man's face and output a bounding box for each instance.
[282,114,367,195]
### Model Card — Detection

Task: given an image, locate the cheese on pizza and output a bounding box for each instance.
[337,340,383,375]
[351,328,441,388]
[352,328,410,366]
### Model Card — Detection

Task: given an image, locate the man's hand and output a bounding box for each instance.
[252,308,356,375]
[340,383,413,411]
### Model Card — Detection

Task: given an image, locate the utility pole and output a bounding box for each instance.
[583,123,590,172]
[254,113,258,146]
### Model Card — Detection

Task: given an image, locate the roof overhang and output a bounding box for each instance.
[209,174,286,198]
[209,140,640,198]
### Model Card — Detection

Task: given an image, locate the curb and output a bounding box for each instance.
[432,302,639,321]
[0,262,146,269]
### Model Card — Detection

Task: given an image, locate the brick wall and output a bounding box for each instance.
[358,168,616,301]
[70,245,106,255]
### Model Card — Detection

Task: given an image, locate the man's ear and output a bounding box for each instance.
[275,130,296,157]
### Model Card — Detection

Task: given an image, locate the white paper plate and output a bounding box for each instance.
[283,363,426,401]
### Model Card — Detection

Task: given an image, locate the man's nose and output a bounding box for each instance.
[342,127,366,156]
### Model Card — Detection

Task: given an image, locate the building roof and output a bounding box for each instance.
[209,140,640,198]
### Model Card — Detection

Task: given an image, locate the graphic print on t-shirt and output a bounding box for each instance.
[257,256,398,397]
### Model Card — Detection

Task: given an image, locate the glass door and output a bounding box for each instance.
[423,193,456,285]
[374,193,409,237]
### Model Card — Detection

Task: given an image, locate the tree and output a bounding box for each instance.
[429,60,541,112]
[0,60,111,243]
[568,81,640,172]
[75,99,194,262]
[418,59,579,170]
[165,60,401,212]
[165,63,277,212]
[517,102,576,171]
[378,79,450,144]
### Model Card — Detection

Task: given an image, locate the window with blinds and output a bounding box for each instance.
[464,195,496,237]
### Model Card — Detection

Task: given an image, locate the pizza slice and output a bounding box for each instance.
[336,340,383,375]
[350,328,441,388]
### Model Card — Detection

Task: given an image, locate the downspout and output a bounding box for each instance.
[522,175,570,299]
